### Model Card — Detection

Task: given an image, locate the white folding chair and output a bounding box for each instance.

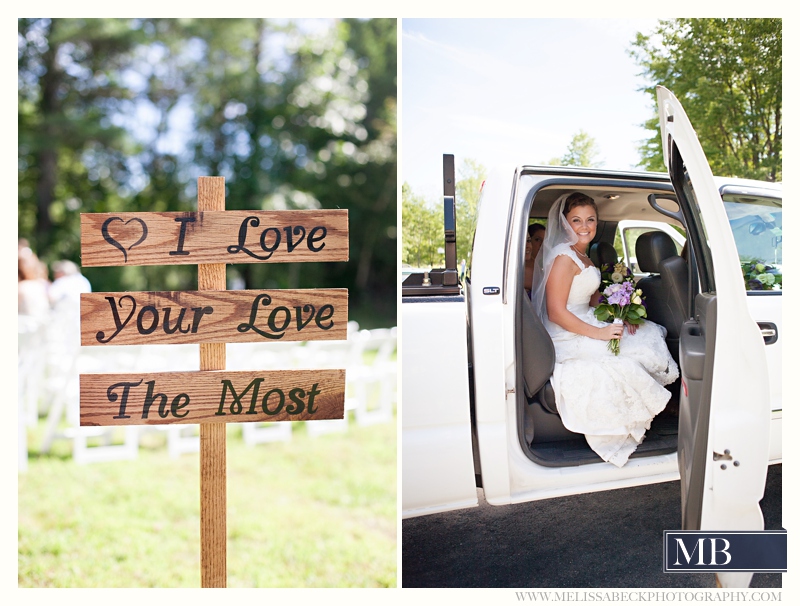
[167,425,200,458]
[18,314,48,427]
[40,339,141,464]
[305,397,357,437]
[352,363,397,427]
[347,327,397,427]
[70,426,140,465]
[242,421,293,446]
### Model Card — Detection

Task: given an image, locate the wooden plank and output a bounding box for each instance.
[79,369,346,426]
[80,210,349,267]
[80,289,348,346]
[197,176,227,589]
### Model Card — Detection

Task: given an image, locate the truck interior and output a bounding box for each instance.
[516,179,694,467]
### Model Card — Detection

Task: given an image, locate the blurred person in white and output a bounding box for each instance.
[19,245,51,417]
[43,260,92,411]
[49,260,92,309]
[48,259,91,350]
[18,245,50,320]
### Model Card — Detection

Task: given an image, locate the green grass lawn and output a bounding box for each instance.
[19,417,397,588]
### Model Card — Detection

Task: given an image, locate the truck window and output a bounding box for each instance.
[722,195,782,292]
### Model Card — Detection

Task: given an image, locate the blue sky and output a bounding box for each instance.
[402,18,664,200]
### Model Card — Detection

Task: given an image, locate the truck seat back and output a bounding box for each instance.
[521,290,555,400]
[521,291,580,445]
[589,241,618,270]
[635,231,689,363]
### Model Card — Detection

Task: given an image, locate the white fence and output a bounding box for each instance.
[19,309,396,469]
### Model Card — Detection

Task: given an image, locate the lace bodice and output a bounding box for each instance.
[545,244,601,324]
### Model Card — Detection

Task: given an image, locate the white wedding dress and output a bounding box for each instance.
[544,244,679,467]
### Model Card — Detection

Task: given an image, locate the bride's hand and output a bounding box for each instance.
[597,323,624,341]
[624,320,638,335]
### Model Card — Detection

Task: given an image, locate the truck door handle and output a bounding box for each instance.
[758,322,778,345]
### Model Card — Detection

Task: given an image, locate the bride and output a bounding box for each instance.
[530,192,679,467]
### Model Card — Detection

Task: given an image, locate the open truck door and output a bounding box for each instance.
[657,86,772,588]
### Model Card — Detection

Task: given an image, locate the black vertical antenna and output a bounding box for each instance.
[443,154,458,286]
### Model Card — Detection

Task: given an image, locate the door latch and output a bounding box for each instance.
[713,449,740,470]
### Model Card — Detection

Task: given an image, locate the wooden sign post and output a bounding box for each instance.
[198,178,227,588]
[79,177,349,587]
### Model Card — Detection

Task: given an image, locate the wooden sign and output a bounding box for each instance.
[80,210,349,266]
[80,289,347,346]
[78,177,352,587]
[80,369,345,426]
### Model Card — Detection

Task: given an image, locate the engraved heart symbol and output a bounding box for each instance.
[101,217,148,263]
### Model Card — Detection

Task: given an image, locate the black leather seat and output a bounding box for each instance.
[589,241,618,270]
[521,292,555,402]
[635,231,689,363]
[520,292,580,442]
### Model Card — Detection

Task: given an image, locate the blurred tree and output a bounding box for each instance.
[546,130,603,167]
[298,18,397,324]
[400,158,485,271]
[454,158,486,265]
[402,158,486,267]
[401,183,441,268]
[18,18,397,327]
[18,18,143,262]
[630,18,781,181]
[175,18,396,323]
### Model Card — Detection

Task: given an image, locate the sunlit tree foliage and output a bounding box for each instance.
[18,18,397,327]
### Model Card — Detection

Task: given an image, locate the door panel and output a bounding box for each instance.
[677,294,715,530]
[658,86,771,587]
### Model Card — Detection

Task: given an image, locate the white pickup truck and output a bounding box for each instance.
[402,87,781,586]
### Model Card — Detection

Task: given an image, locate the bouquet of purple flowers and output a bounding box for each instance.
[593,262,647,355]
